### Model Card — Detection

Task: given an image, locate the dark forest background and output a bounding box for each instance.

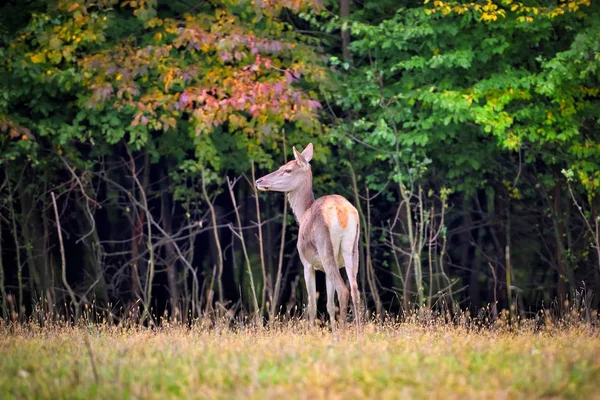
[0,0,599,323]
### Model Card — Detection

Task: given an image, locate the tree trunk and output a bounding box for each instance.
[7,175,24,319]
[0,217,7,320]
[485,187,507,312]
[19,181,49,306]
[75,192,108,304]
[349,165,382,317]
[41,188,57,315]
[463,196,479,310]
[131,210,143,302]
[553,184,574,304]
[130,152,152,305]
[160,166,179,318]
[340,0,351,62]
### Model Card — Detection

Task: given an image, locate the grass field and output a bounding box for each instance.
[1,319,599,399]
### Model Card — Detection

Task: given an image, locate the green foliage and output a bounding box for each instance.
[1,0,600,315]
[324,1,599,196]
[0,0,325,178]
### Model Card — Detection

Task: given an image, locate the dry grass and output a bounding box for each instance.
[1,318,599,400]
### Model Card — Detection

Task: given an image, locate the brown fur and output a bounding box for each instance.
[321,197,352,229]
[337,207,349,229]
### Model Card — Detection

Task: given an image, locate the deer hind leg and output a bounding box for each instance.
[334,269,349,331]
[325,275,336,331]
[318,240,348,331]
[343,250,361,328]
[343,225,361,328]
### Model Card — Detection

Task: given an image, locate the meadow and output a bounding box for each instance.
[1,316,599,400]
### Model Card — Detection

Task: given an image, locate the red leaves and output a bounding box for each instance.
[0,118,32,140]
[175,25,215,52]
[213,31,292,64]
[117,84,140,99]
[85,83,114,108]
[308,100,322,110]
[178,91,190,109]
[76,8,322,136]
[284,70,295,85]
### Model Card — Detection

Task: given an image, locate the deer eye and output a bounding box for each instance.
[283,169,293,174]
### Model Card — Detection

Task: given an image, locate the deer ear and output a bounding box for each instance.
[301,143,313,163]
[293,146,309,170]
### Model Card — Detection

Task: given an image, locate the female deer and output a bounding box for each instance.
[255,143,360,331]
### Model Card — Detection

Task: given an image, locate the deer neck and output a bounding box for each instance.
[287,172,314,223]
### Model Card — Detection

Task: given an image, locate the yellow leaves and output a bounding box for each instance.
[227,114,246,131]
[510,187,523,200]
[30,53,46,64]
[560,99,568,110]
[160,115,177,132]
[482,0,498,12]
[505,131,521,150]
[153,32,163,43]
[200,43,211,53]
[481,13,498,22]
[577,86,600,97]
[49,37,63,51]
[516,16,534,23]
[578,171,592,190]
[163,70,175,92]
[548,8,566,18]
[503,179,523,200]
[429,0,591,21]
[146,18,164,28]
[428,0,453,14]
[49,52,63,65]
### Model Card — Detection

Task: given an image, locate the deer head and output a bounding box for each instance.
[255,143,314,192]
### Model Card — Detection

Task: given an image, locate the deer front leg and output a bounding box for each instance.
[302,263,317,326]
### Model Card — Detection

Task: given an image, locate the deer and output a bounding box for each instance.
[255,143,361,331]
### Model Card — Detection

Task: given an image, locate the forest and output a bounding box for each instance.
[0,0,599,324]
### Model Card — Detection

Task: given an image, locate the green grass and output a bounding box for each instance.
[1,320,599,399]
